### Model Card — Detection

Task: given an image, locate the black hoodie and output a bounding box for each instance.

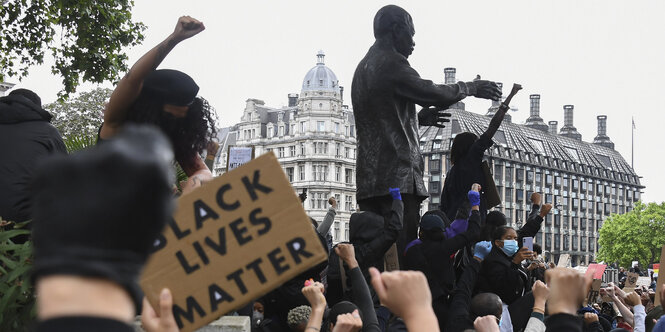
[0,94,66,222]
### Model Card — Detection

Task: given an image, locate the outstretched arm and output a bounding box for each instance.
[101,16,205,139]
[480,83,522,141]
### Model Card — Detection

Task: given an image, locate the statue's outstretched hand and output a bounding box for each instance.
[418,106,451,128]
[468,80,502,101]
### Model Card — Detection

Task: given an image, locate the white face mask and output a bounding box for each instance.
[253,310,264,322]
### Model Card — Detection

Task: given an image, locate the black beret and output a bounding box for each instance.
[142,69,199,106]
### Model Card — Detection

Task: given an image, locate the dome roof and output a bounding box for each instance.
[301,50,339,93]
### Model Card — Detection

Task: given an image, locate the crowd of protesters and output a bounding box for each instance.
[2,11,665,332]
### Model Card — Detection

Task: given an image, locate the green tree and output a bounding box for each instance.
[45,87,110,140]
[1,0,145,97]
[598,201,665,267]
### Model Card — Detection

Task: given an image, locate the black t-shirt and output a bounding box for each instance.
[34,316,134,332]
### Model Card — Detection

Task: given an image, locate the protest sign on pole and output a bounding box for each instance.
[227,146,254,172]
[655,246,665,306]
[557,254,571,268]
[141,153,327,332]
[623,272,639,292]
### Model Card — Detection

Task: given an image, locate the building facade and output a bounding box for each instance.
[420,68,643,266]
[214,51,358,242]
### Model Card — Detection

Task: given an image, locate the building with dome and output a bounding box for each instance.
[213,51,358,242]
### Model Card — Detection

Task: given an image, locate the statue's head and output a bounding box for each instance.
[373,5,415,58]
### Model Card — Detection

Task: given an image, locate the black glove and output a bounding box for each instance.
[30,125,175,312]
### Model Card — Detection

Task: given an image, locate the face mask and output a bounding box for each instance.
[253,311,264,322]
[499,317,503,327]
[501,239,519,256]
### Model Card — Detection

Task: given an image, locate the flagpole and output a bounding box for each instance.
[632,117,634,169]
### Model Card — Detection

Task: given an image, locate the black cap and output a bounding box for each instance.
[142,69,199,106]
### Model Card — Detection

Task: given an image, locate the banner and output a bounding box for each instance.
[141,153,327,332]
[227,146,254,171]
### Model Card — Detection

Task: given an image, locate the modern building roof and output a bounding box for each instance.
[419,108,642,187]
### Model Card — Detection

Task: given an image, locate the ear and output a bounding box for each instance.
[494,239,502,248]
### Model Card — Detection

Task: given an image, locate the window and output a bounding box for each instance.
[433,141,442,149]
[279,126,284,136]
[286,167,294,182]
[430,160,441,172]
[312,164,328,181]
[345,195,354,211]
[267,127,273,138]
[300,121,307,133]
[345,147,350,158]
[345,223,349,241]
[315,142,328,154]
[334,222,340,241]
[317,121,325,132]
[299,165,305,180]
[345,169,353,184]
[431,175,441,182]
[505,166,513,183]
[290,124,295,135]
[334,166,341,182]
[278,147,285,158]
[430,182,439,193]
[546,175,553,186]
[290,145,296,156]
[334,122,340,133]
[336,143,341,156]
[300,143,306,156]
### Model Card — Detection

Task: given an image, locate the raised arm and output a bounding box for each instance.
[480,83,522,141]
[317,197,337,235]
[101,16,205,139]
[336,244,380,332]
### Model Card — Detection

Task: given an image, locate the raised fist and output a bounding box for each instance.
[172,16,205,42]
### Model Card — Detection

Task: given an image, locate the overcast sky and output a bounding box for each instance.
[11,0,665,203]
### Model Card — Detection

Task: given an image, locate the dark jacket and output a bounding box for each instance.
[0,95,66,222]
[351,41,470,201]
[405,210,481,300]
[444,257,482,332]
[475,210,543,305]
[545,314,583,332]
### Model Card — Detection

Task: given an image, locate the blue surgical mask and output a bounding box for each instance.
[501,239,519,256]
[499,317,503,327]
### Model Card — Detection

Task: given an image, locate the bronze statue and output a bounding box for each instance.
[351,5,502,259]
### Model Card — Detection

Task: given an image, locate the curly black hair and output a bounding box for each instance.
[125,94,217,171]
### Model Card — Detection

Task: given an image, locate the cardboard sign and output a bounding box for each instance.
[637,277,652,288]
[655,246,665,306]
[227,146,254,171]
[557,254,571,268]
[586,279,603,306]
[623,271,639,292]
[585,263,607,280]
[140,153,328,332]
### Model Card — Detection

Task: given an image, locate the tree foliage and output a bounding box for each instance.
[45,87,110,140]
[598,201,665,267]
[0,0,145,97]
[0,220,34,332]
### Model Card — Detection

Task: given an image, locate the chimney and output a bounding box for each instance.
[339,86,344,104]
[593,115,615,149]
[525,94,549,132]
[548,121,558,135]
[288,93,298,107]
[444,68,456,84]
[558,105,582,140]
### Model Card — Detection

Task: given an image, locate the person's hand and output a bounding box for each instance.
[532,280,549,310]
[335,243,358,269]
[530,192,541,206]
[584,312,599,325]
[545,267,593,315]
[389,187,402,201]
[467,80,501,101]
[474,241,492,261]
[539,203,553,218]
[141,289,179,332]
[329,197,337,209]
[301,281,326,311]
[171,16,205,42]
[474,315,500,332]
[332,309,363,332]
[418,106,451,128]
[512,247,534,264]
[527,262,540,271]
[625,292,641,306]
[613,283,627,299]
[369,268,432,320]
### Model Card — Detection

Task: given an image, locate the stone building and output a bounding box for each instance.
[420,68,643,266]
[213,51,357,242]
